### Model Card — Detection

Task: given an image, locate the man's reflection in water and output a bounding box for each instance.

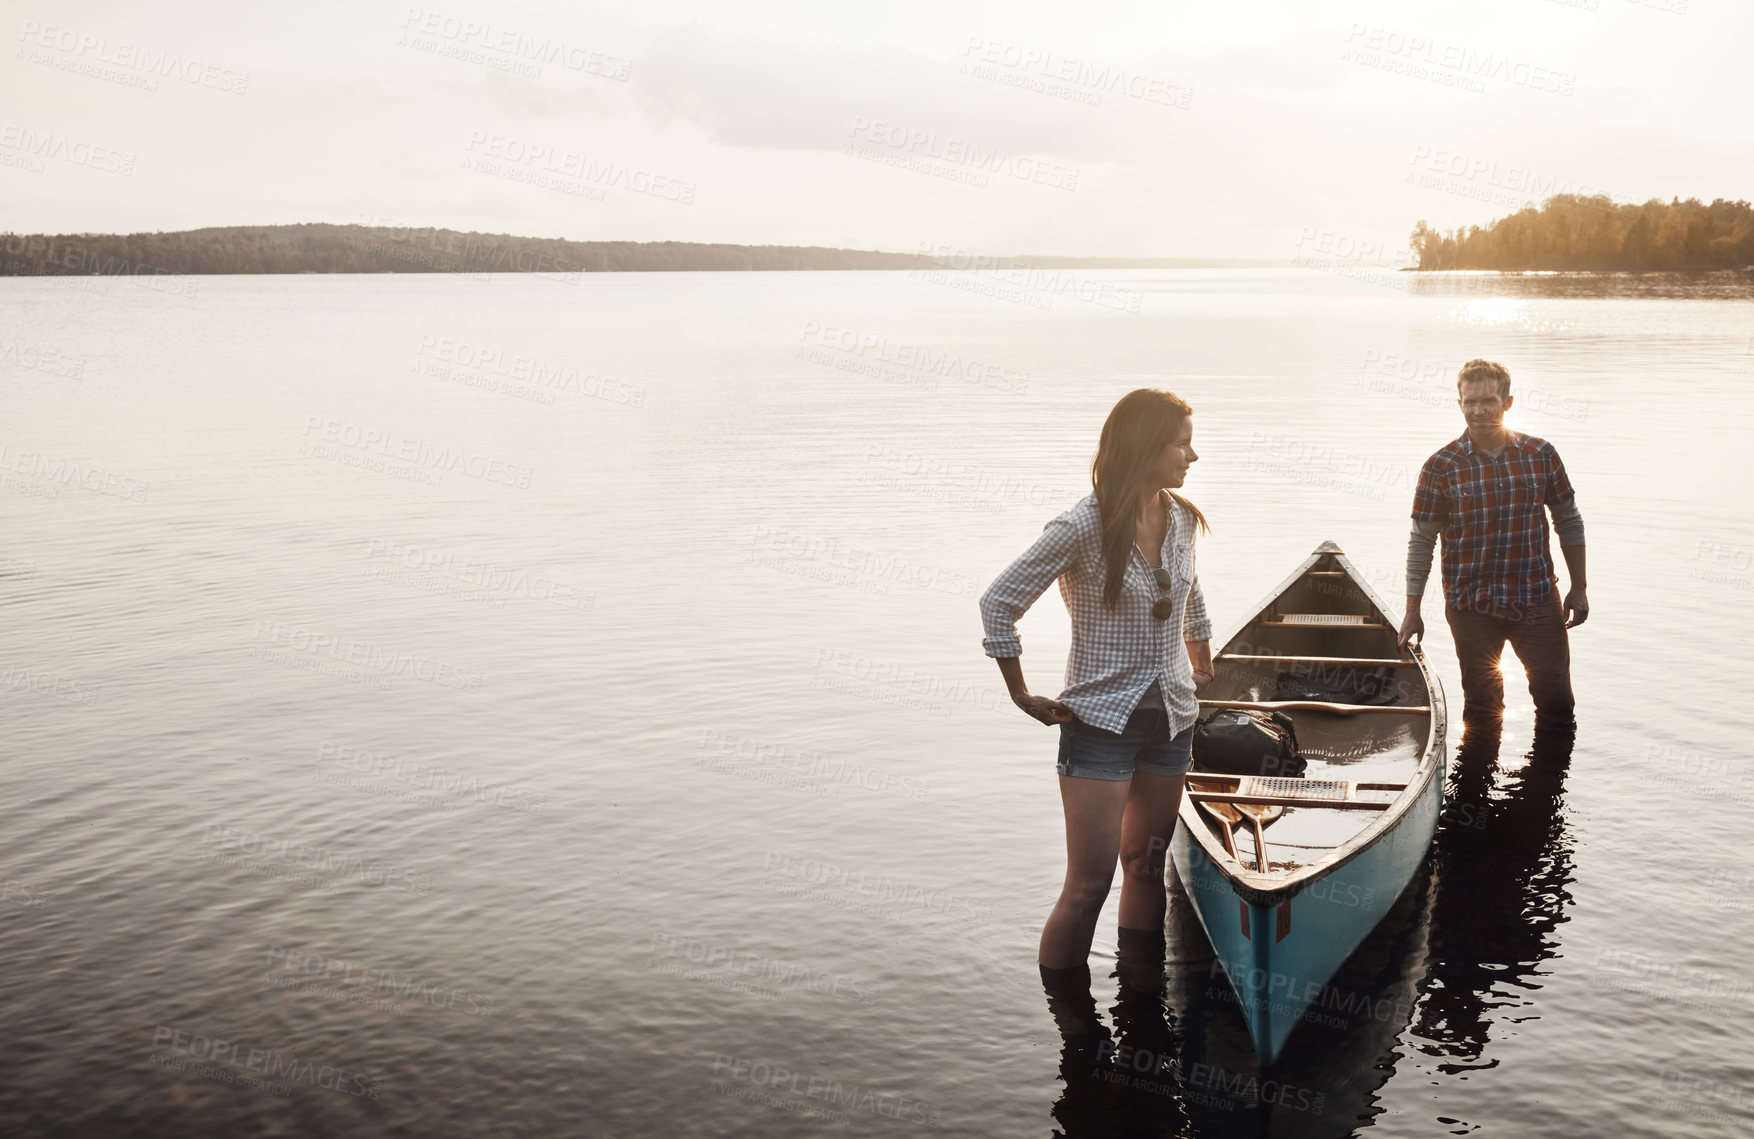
[1038,720,1577,1135]
[1413,718,1577,1070]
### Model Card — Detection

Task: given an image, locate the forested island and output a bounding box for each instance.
[0,223,1242,277]
[1411,195,1754,271]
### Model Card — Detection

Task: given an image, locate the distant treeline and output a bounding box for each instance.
[0,224,1232,277]
[1411,195,1754,271]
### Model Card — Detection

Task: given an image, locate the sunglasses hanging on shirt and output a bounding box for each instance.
[1151,565,1176,620]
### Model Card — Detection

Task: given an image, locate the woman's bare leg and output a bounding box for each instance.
[1116,770,1185,933]
[1039,775,1132,969]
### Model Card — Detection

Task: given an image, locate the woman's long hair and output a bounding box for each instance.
[1092,389,1209,609]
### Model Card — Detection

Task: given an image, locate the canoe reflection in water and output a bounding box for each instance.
[1040,720,1576,1137]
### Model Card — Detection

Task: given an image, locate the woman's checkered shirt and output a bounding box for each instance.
[979,493,1211,735]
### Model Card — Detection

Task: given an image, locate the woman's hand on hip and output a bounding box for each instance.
[1013,692,1075,726]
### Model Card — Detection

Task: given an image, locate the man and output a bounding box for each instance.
[1397,359,1588,728]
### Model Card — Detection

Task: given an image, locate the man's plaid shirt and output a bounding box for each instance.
[1412,430,1576,611]
[979,493,1212,735]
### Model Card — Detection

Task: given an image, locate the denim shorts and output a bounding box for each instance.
[1056,708,1195,782]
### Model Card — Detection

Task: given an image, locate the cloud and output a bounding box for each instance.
[628,25,1200,164]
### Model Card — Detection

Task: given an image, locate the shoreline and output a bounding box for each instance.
[2,265,1750,279]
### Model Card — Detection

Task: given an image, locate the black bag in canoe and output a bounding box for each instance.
[1191,708,1307,778]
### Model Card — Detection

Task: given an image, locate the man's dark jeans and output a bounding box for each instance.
[1444,594,1574,727]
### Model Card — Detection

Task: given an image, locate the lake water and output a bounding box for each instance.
[1,267,1751,1137]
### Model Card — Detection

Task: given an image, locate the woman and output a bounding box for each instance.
[978,389,1212,971]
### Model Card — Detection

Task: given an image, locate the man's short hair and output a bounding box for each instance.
[1457,358,1512,399]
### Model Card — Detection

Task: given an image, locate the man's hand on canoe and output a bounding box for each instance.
[1013,692,1075,725]
[1396,608,1424,649]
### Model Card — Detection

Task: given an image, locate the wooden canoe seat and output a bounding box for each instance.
[1217,653,1414,667]
[1261,614,1386,628]
[1199,699,1432,715]
[1187,774,1404,811]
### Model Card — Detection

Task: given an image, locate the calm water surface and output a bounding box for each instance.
[1,269,1750,1137]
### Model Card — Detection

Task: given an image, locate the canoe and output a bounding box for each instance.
[1163,860,1436,1130]
[1170,540,1447,1066]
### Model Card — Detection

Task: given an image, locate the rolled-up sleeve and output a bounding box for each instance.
[1182,569,1211,643]
[979,518,1079,658]
[1177,501,1211,642]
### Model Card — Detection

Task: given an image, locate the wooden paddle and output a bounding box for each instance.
[1233,802,1284,872]
[1195,799,1244,861]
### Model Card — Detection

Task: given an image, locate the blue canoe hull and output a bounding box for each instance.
[1171,758,1443,1065]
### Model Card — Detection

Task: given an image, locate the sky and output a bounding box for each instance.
[3,0,1750,259]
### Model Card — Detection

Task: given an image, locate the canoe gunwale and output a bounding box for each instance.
[1177,541,1448,908]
